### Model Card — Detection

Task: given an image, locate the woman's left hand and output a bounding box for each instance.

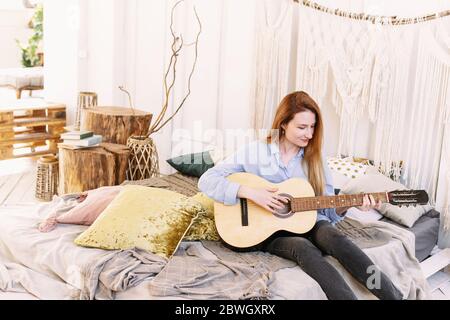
[358,194,382,211]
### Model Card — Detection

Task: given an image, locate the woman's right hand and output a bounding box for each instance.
[238,185,289,213]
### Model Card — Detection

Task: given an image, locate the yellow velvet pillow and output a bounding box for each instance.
[184,192,220,242]
[74,185,204,258]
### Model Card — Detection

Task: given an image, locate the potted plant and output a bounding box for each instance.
[16,4,43,67]
[124,0,202,181]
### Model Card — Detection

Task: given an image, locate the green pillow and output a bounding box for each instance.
[166,151,215,177]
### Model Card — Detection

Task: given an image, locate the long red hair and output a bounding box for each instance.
[266,91,325,195]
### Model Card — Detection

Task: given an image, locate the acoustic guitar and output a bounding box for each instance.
[213,172,429,249]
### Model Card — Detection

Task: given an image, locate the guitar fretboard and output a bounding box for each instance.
[291,192,388,212]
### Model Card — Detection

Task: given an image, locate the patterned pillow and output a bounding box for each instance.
[327,157,368,179]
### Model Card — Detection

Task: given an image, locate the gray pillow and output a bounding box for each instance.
[340,173,432,228]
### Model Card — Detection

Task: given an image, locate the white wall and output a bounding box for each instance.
[0,8,34,68]
[44,0,258,173]
[43,0,82,125]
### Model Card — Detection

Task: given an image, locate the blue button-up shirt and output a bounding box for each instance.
[198,140,344,224]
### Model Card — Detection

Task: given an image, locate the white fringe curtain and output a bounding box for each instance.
[252,2,450,228]
[405,21,450,231]
[251,0,294,136]
[403,24,450,197]
[364,27,415,183]
[295,7,329,106]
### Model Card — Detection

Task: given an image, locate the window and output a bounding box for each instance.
[23,0,43,9]
[0,0,43,10]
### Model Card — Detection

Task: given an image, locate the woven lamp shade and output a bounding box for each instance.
[126,136,160,181]
[35,155,59,201]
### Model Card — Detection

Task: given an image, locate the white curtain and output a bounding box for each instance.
[410,20,450,235]
[403,23,450,203]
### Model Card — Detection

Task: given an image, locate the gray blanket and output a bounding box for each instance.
[145,219,430,300]
[80,248,166,300]
[147,241,295,300]
[334,218,431,300]
[336,218,392,248]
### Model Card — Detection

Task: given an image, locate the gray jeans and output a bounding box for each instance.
[259,220,403,300]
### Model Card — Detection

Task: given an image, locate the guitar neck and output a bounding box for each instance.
[291,192,388,212]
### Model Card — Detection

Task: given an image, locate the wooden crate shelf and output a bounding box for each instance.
[14,117,65,128]
[0,101,66,160]
[0,133,61,146]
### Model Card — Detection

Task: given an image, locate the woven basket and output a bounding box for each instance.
[75,92,98,131]
[35,155,59,201]
[126,136,160,181]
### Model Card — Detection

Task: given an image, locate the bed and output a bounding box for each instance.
[125,173,441,263]
[0,173,434,300]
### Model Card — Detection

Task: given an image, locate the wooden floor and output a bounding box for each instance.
[429,265,450,299]
[0,157,40,206]
[0,157,449,299]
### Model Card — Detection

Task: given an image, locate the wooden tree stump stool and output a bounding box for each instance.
[81,107,152,145]
[59,143,130,194]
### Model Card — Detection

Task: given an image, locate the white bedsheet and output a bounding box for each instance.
[0,204,99,299]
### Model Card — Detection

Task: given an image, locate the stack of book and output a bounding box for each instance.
[58,130,102,149]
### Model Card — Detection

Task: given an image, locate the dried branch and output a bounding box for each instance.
[148,0,184,135]
[149,34,184,134]
[119,85,135,112]
[148,0,202,136]
[119,85,145,138]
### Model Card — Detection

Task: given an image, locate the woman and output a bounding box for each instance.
[198,91,403,300]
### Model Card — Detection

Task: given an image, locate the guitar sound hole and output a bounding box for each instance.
[272,193,294,218]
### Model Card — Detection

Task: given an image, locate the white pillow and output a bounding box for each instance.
[345,207,383,223]
[330,170,352,190]
[341,172,432,228]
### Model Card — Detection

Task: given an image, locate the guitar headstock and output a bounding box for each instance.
[388,190,429,207]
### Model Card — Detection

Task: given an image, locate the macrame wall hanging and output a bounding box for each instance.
[252,1,450,223]
[297,5,380,158]
[295,7,329,106]
[251,0,294,136]
[366,28,414,183]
